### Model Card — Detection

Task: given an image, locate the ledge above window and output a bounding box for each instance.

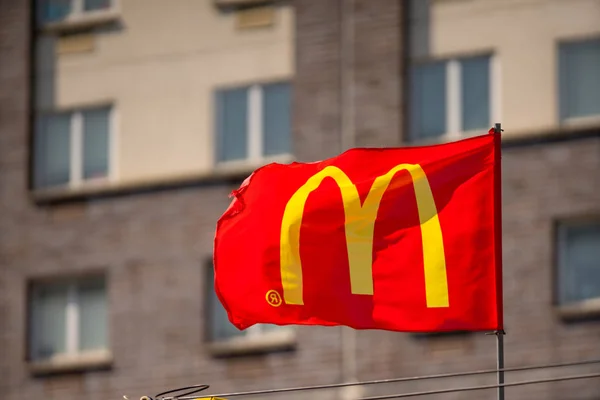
[29,349,113,376]
[207,328,296,357]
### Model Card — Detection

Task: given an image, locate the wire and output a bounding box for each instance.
[358,372,600,399]
[154,384,210,400]
[172,358,600,399]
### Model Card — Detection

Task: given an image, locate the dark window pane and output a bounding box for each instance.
[558,223,600,304]
[78,277,108,352]
[559,39,600,120]
[34,113,71,188]
[39,0,72,23]
[216,88,248,162]
[461,55,490,132]
[410,62,447,140]
[29,282,68,360]
[207,267,244,341]
[263,82,292,156]
[82,107,110,180]
[84,0,111,11]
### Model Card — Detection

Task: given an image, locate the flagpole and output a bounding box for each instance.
[340,1,360,398]
[496,329,505,400]
[493,122,505,400]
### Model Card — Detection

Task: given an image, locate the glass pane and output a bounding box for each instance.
[39,0,72,23]
[30,282,68,360]
[82,107,110,180]
[559,39,600,120]
[461,55,490,132]
[34,113,71,188]
[217,88,248,162]
[410,62,447,139]
[78,277,108,351]
[559,223,600,304]
[84,0,111,11]
[263,82,292,156]
[207,267,244,341]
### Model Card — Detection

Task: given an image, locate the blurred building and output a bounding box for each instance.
[1,1,599,400]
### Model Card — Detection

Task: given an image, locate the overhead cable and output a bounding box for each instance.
[170,358,600,400]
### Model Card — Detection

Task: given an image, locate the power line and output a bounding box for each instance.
[168,358,600,399]
[359,372,600,400]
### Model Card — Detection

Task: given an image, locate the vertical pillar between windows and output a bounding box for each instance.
[66,283,80,354]
[248,85,263,163]
[73,0,84,16]
[71,111,84,187]
[446,60,461,137]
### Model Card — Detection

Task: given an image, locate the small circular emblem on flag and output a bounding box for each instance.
[266,290,283,307]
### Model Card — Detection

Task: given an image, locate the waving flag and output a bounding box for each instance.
[214,130,503,332]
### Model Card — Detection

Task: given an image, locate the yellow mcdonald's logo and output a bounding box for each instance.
[279,164,449,308]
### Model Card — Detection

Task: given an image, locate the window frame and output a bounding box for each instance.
[214,80,293,170]
[408,52,501,143]
[553,216,600,320]
[37,0,119,28]
[557,36,600,127]
[33,104,117,191]
[203,261,295,356]
[27,273,111,371]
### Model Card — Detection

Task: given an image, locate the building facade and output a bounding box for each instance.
[294,1,600,399]
[1,1,600,400]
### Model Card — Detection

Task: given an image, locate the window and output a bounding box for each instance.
[215,82,291,164]
[28,275,108,362]
[556,221,600,308]
[205,266,291,347]
[37,0,113,24]
[409,55,493,141]
[33,106,112,189]
[559,38,600,122]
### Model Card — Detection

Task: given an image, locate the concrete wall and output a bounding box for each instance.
[293,0,404,164]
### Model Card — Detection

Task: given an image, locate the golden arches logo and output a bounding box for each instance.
[279,164,449,308]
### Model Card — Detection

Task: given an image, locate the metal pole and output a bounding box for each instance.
[493,122,505,400]
[496,330,505,400]
[494,123,502,134]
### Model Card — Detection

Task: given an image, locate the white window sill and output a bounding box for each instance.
[29,349,112,375]
[32,177,114,200]
[215,0,272,9]
[557,297,600,320]
[214,153,295,176]
[39,9,121,33]
[31,154,295,204]
[560,115,600,130]
[406,129,487,147]
[207,328,296,357]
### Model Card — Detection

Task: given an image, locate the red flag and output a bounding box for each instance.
[214,130,503,332]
